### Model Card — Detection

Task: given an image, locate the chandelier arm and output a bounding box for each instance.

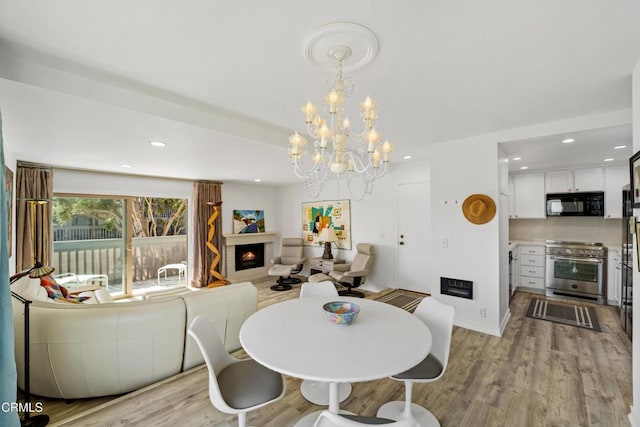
[344,151,372,174]
[292,155,329,179]
[344,173,374,201]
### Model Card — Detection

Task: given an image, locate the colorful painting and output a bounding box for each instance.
[302,199,351,250]
[233,209,265,234]
[4,166,12,257]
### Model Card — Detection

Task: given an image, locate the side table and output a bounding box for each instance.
[308,257,344,275]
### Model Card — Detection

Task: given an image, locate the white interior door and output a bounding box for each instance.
[397,181,431,293]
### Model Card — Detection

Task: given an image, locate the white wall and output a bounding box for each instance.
[221,182,280,236]
[629,57,640,427]
[429,136,503,336]
[276,160,431,293]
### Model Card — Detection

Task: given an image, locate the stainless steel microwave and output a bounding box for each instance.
[546,192,604,217]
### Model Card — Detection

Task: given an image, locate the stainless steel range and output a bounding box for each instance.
[545,240,607,304]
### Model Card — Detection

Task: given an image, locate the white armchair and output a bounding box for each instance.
[329,243,374,298]
[268,237,306,291]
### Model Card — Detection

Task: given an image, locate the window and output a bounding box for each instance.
[52,195,188,296]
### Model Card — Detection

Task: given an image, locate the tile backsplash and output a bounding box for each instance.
[510,217,623,246]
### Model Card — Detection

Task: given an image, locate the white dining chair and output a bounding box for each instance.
[187,315,286,427]
[376,297,455,427]
[300,280,339,298]
[314,410,414,426]
[298,281,352,405]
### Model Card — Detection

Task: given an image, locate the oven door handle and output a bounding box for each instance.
[549,256,603,264]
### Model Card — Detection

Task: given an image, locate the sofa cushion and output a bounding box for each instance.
[11,275,48,302]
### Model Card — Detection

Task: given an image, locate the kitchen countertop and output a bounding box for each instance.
[508,240,622,252]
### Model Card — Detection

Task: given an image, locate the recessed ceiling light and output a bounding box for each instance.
[562,138,575,144]
[254,178,262,182]
[604,158,614,162]
[150,141,166,147]
[402,155,412,160]
[614,145,627,150]
[512,157,522,161]
[520,166,529,170]
[121,164,132,168]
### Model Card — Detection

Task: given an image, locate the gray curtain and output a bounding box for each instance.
[15,162,53,272]
[191,181,223,288]
[0,113,20,426]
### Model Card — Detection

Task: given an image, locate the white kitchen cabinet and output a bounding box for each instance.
[511,247,520,289]
[511,173,545,218]
[508,176,515,217]
[607,249,621,306]
[498,156,510,195]
[545,167,603,193]
[518,245,545,292]
[573,167,603,192]
[545,170,573,193]
[604,165,629,219]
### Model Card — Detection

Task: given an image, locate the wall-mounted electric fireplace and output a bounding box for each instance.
[235,243,265,271]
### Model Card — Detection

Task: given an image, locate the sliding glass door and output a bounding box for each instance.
[52,194,188,296]
[52,196,128,294]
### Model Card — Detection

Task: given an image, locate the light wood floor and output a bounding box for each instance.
[38,279,631,426]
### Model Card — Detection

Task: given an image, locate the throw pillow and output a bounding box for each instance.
[40,275,90,303]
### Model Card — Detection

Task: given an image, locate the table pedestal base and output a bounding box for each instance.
[377,401,440,427]
[300,380,352,405]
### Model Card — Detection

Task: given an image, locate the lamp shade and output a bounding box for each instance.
[318,227,338,243]
[28,261,55,278]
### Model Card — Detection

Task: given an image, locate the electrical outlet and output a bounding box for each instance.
[479,307,487,318]
[442,238,448,248]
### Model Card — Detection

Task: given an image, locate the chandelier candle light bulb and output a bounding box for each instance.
[302,102,317,124]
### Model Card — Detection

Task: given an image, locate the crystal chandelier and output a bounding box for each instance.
[288,44,393,200]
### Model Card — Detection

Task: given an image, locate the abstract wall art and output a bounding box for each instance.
[302,199,351,250]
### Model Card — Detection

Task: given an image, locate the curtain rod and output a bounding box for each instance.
[17,160,52,170]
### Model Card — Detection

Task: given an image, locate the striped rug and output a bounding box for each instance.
[525,298,601,332]
[374,289,426,313]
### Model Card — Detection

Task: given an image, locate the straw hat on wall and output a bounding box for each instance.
[462,194,496,225]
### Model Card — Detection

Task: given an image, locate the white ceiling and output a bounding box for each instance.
[0,1,639,184]
[501,123,633,173]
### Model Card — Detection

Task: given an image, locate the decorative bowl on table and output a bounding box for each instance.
[322,301,360,326]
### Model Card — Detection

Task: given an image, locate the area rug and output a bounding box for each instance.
[374,289,426,313]
[525,298,601,332]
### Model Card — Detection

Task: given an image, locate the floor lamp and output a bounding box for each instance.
[10,198,53,427]
[206,201,228,288]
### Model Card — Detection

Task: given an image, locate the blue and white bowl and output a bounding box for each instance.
[323,301,360,326]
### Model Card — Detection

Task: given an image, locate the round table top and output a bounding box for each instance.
[240,296,432,383]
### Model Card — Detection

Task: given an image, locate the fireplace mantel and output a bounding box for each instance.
[224,232,277,246]
[223,232,277,281]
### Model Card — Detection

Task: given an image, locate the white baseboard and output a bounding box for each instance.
[629,405,640,427]
[454,318,501,337]
[499,309,512,336]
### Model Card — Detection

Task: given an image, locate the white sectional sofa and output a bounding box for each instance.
[10,276,258,399]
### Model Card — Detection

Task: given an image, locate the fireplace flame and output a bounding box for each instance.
[242,251,256,262]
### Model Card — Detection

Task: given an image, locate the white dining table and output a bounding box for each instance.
[239,296,432,426]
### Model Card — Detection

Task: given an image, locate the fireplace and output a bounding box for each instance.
[235,243,265,271]
[224,231,275,281]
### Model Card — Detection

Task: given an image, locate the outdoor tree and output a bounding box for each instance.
[131,197,187,237]
[53,197,187,238]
